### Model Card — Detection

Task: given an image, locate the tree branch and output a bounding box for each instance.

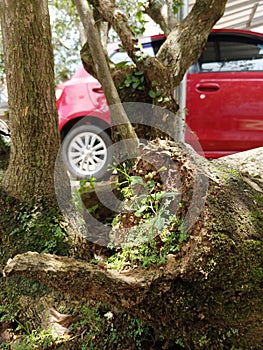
[74,0,139,149]
[157,0,227,87]
[98,0,140,64]
[3,252,161,309]
[144,0,175,35]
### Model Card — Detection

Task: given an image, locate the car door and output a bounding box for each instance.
[186,31,263,158]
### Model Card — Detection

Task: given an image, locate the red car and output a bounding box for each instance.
[57,29,263,179]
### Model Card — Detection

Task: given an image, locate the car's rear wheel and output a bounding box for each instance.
[62,124,112,180]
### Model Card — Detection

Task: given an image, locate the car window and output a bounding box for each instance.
[110,43,155,65]
[110,39,165,65]
[110,50,133,65]
[199,34,263,72]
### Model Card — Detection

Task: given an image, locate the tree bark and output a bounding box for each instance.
[4,144,263,349]
[0,0,60,205]
[0,0,92,258]
[145,0,176,35]
[157,0,228,87]
[74,0,139,156]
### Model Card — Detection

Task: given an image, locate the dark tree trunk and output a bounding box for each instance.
[0,0,60,205]
[0,0,92,258]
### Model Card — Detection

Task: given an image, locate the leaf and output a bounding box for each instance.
[135,205,148,217]
[115,61,130,68]
[156,89,162,97]
[179,232,189,243]
[132,81,140,89]
[135,11,143,21]
[134,70,144,76]
[158,192,175,200]
[149,90,156,98]
[153,217,165,231]
[130,176,144,186]
[132,75,139,82]
[137,194,148,201]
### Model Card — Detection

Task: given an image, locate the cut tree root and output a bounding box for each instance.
[3,142,263,349]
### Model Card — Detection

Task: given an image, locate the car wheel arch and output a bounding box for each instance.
[60,115,111,140]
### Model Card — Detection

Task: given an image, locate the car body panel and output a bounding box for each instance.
[186,28,263,157]
[57,28,263,158]
[187,72,263,156]
[56,66,110,130]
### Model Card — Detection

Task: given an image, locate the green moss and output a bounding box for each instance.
[0,191,71,268]
[253,193,263,206]
[215,166,242,182]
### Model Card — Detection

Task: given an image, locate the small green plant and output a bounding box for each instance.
[107,163,190,270]
[12,322,55,350]
[78,177,97,194]
[107,239,162,270]
[120,69,145,91]
[0,300,18,326]
[131,7,148,36]
[7,204,70,256]
[73,177,98,216]
[112,162,174,226]
[161,226,189,256]
[148,80,172,104]
[126,315,151,347]
[172,0,184,14]
[70,303,151,350]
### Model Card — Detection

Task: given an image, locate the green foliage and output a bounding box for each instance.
[8,205,70,255]
[107,163,189,269]
[148,80,171,104]
[0,279,19,325]
[149,87,163,101]
[72,177,101,219]
[0,275,57,349]
[11,323,55,350]
[172,0,184,14]
[120,69,145,91]
[0,194,70,266]
[70,303,151,349]
[48,0,82,84]
[116,0,150,36]
[107,240,162,270]
[0,289,152,349]
[78,177,97,193]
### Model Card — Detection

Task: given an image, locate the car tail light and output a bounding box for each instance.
[55,87,64,101]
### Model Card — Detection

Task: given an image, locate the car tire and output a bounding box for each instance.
[62,124,112,180]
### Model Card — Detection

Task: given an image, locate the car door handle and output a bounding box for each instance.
[92,87,104,93]
[196,83,220,92]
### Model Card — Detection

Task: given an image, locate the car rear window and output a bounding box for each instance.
[110,38,165,65]
[199,34,263,72]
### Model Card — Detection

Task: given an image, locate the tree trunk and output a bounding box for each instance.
[74,0,139,156]
[0,0,60,205]
[4,144,263,349]
[0,0,92,258]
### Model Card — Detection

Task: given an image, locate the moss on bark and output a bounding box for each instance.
[2,143,262,349]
